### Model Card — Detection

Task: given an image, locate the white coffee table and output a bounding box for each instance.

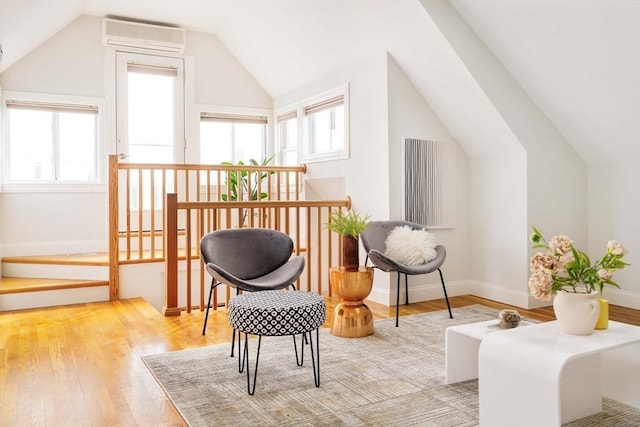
[444,319,534,384]
[478,320,640,427]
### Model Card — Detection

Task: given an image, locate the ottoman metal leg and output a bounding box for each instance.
[241,329,321,395]
[309,329,320,387]
[294,330,321,387]
[241,332,263,396]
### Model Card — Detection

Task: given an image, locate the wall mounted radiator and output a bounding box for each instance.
[403,137,456,229]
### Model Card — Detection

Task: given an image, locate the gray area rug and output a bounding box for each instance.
[142,305,639,426]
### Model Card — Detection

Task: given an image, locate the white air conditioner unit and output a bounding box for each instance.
[102,18,185,53]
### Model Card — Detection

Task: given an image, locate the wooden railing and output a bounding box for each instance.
[162,195,351,316]
[108,155,307,301]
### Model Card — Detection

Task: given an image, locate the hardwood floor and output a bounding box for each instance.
[0,295,637,426]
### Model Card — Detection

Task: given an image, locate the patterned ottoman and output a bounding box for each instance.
[228,290,326,395]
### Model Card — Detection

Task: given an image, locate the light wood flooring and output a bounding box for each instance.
[0,295,638,426]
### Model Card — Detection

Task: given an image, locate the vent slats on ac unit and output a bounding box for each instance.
[102,19,185,53]
[403,138,456,228]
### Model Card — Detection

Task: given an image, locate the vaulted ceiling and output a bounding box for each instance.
[0,0,638,165]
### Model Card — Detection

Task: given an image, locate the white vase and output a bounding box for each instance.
[553,291,600,335]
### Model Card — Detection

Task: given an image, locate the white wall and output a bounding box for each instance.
[468,152,528,306]
[274,52,391,302]
[273,52,473,306]
[0,16,104,96]
[422,0,595,309]
[274,52,390,222]
[588,164,640,309]
[186,31,272,109]
[386,53,470,304]
[0,15,108,255]
[0,16,272,257]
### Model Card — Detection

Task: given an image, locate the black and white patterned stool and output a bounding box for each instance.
[228,290,326,395]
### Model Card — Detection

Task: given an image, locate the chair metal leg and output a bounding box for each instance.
[395,272,401,327]
[231,288,242,358]
[405,272,409,305]
[201,280,216,335]
[241,332,262,395]
[438,268,453,319]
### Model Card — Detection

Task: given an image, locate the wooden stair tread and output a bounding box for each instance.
[2,253,109,266]
[2,249,201,266]
[0,277,109,294]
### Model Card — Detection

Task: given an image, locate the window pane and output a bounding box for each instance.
[279,119,297,149]
[199,120,265,164]
[59,112,97,180]
[234,123,264,162]
[282,150,298,167]
[304,104,344,155]
[128,72,174,163]
[200,121,232,165]
[7,106,98,182]
[8,109,53,180]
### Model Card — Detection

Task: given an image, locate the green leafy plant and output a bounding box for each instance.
[326,209,371,238]
[528,226,629,301]
[220,155,275,202]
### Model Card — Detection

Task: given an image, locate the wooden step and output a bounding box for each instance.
[0,277,109,295]
[2,249,200,267]
[2,253,109,266]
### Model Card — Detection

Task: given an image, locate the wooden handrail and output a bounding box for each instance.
[109,155,352,317]
[162,193,351,316]
[107,154,308,300]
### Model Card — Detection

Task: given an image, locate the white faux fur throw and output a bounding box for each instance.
[384,226,438,265]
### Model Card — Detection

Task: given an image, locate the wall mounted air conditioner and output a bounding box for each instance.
[102,18,185,53]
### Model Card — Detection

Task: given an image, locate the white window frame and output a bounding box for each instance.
[1,91,104,193]
[300,84,349,163]
[115,52,186,164]
[275,104,299,167]
[196,104,272,165]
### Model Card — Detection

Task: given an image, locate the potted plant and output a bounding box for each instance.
[326,208,370,271]
[528,226,629,334]
[221,156,275,225]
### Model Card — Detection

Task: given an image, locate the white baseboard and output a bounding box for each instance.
[466,280,534,309]
[368,279,640,311]
[368,279,469,307]
[597,288,640,310]
[2,240,107,257]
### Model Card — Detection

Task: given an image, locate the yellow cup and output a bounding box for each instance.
[595,298,609,330]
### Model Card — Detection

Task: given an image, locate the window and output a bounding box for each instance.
[301,85,349,163]
[199,112,267,165]
[115,53,185,211]
[4,97,99,182]
[126,65,177,163]
[116,52,185,164]
[276,110,298,166]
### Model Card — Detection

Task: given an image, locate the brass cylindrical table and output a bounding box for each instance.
[330,266,374,338]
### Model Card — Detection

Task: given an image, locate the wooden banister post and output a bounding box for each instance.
[163,193,181,316]
[108,155,120,301]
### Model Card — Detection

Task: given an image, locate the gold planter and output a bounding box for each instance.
[330,266,374,338]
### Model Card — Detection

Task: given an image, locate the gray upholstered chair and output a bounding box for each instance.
[360,220,452,327]
[200,228,305,336]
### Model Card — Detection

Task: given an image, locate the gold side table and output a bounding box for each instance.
[330,266,374,338]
